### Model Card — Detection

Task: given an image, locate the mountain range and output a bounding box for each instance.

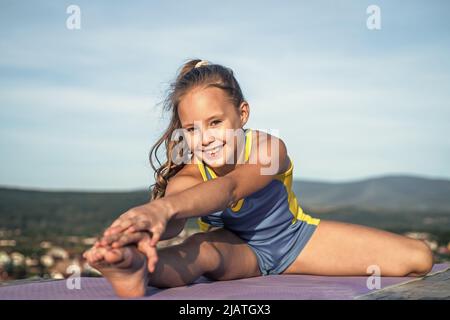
[1,174,449,237]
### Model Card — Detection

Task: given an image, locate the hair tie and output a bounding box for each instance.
[194,60,209,68]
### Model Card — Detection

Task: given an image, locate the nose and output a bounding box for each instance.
[201,130,215,147]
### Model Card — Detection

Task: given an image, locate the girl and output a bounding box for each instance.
[83,59,433,298]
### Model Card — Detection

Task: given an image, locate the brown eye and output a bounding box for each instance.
[211,120,221,126]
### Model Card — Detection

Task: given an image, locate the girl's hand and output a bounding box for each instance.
[97,200,173,273]
[99,231,160,273]
[103,200,173,247]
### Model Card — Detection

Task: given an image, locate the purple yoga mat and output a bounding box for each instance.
[0,264,448,300]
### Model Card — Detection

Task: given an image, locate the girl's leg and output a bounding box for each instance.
[148,227,261,288]
[283,220,434,277]
[85,227,261,297]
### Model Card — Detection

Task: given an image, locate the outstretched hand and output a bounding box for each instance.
[104,200,171,246]
[96,200,173,272]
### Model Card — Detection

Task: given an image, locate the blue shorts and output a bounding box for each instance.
[245,219,319,276]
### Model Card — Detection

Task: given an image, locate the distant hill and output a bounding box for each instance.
[1,174,449,238]
[0,188,150,237]
[294,175,450,213]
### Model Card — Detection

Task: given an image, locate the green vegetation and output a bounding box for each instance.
[0,186,449,281]
[1,186,449,244]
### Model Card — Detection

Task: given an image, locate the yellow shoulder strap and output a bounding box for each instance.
[244,128,252,163]
[196,156,208,181]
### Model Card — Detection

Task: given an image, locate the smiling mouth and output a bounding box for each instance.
[202,144,224,157]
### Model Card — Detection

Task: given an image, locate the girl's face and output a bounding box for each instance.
[178,86,249,170]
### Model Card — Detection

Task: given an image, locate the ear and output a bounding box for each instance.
[238,101,250,126]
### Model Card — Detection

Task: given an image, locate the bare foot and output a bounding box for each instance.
[83,245,148,298]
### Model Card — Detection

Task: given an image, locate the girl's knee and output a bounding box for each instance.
[182,232,222,272]
[145,233,222,288]
[407,240,434,276]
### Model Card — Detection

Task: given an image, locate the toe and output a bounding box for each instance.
[104,248,125,264]
[87,252,98,265]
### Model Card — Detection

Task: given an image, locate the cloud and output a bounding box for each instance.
[0,0,449,189]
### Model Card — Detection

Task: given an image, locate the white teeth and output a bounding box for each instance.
[205,145,222,157]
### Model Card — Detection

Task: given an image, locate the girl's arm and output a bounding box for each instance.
[104,132,288,246]
[164,132,289,220]
[100,174,203,246]
[159,174,203,240]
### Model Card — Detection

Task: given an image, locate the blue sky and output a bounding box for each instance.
[0,0,449,190]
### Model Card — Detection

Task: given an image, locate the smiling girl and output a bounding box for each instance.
[83,59,433,297]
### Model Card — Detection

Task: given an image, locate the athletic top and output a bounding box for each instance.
[196,128,320,244]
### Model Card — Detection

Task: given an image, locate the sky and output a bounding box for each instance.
[0,0,449,190]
